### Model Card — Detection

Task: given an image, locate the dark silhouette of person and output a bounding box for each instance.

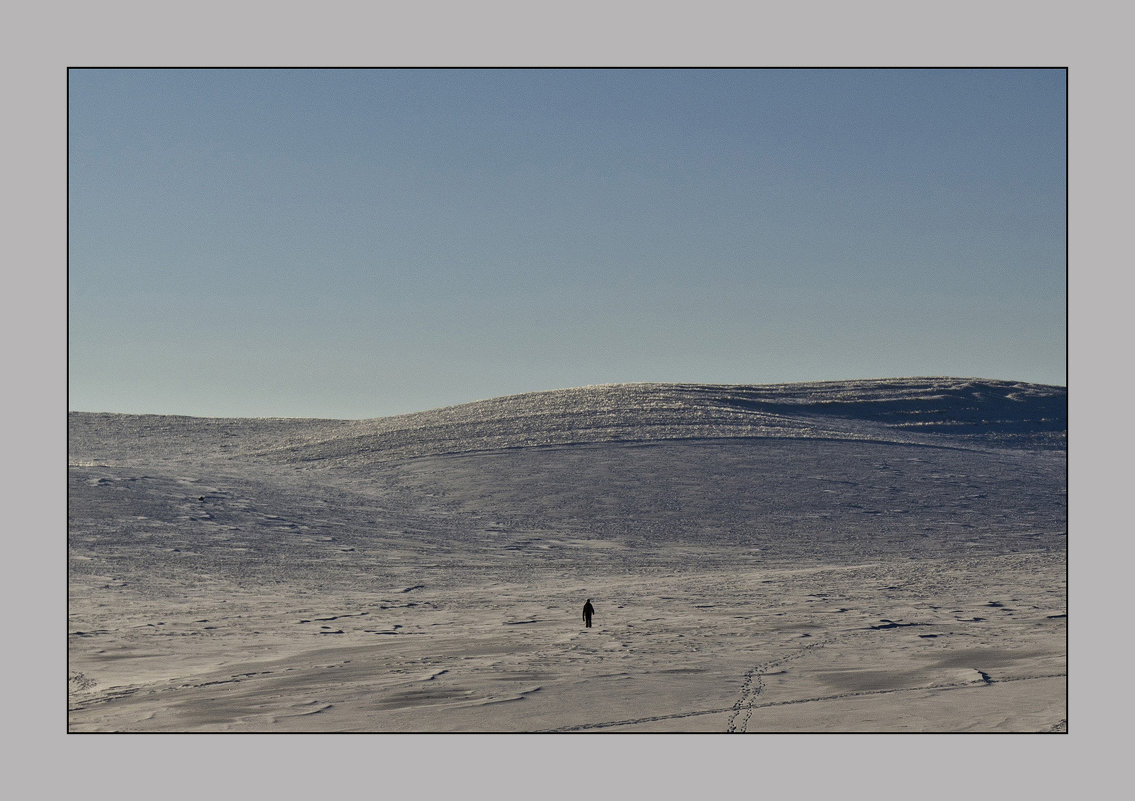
[582,599,594,628]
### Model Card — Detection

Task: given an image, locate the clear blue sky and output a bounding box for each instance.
[68,68,1066,419]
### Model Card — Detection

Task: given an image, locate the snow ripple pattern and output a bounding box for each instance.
[258,378,1067,464]
[68,377,1066,468]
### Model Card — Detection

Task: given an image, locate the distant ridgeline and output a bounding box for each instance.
[69,378,1065,468]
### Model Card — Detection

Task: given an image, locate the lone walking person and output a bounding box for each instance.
[582,598,594,628]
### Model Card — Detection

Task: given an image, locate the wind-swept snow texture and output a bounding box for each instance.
[68,378,1067,732]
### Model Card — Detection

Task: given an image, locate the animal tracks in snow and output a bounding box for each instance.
[727,637,830,732]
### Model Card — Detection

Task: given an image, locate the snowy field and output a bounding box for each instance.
[67,378,1066,732]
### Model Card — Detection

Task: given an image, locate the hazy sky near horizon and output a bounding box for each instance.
[69,68,1066,419]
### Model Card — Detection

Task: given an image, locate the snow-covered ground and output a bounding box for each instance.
[67,378,1066,732]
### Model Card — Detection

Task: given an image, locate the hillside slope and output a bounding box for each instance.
[68,377,1066,468]
[67,378,1067,732]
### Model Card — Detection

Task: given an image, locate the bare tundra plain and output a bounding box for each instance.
[67,378,1067,732]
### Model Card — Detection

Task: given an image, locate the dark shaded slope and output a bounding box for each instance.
[699,378,1066,449]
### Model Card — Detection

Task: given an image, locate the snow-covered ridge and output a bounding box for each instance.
[68,378,1066,467]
